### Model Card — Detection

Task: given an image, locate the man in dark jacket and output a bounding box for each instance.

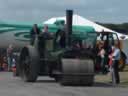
[30,24,40,45]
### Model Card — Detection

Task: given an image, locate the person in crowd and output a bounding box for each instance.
[109,46,115,68]
[0,49,6,71]
[109,46,117,85]
[38,25,53,55]
[12,58,16,75]
[97,41,106,73]
[55,25,66,48]
[7,44,13,71]
[71,40,81,50]
[0,50,3,71]
[40,25,52,38]
[98,41,105,57]
[41,25,52,43]
[2,56,8,71]
[42,25,48,32]
[30,24,40,45]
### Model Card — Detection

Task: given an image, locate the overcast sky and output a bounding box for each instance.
[0,0,127,23]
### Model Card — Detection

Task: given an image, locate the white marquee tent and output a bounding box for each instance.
[44,14,128,40]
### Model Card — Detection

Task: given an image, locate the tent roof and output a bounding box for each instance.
[44,14,128,40]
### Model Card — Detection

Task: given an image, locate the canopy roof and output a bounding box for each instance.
[44,14,128,40]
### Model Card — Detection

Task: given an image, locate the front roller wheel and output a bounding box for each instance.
[60,58,94,86]
[19,45,39,82]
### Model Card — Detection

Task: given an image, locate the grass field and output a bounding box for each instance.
[95,65,128,87]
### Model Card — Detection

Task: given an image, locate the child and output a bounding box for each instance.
[108,46,116,85]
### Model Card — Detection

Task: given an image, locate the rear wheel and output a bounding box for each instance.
[19,46,39,82]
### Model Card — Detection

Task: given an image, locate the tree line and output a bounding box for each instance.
[96,22,128,34]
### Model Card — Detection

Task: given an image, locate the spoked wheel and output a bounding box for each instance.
[19,46,39,82]
[22,55,31,80]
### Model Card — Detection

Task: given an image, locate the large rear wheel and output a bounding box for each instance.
[19,46,39,82]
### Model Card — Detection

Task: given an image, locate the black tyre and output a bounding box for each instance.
[19,45,39,82]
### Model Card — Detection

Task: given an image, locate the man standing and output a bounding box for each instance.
[41,25,53,39]
[7,44,13,71]
[112,42,121,84]
[38,25,53,55]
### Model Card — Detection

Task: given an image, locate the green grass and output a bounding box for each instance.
[95,65,128,87]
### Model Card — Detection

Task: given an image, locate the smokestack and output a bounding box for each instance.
[66,10,73,46]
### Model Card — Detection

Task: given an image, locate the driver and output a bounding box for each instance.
[40,25,53,39]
